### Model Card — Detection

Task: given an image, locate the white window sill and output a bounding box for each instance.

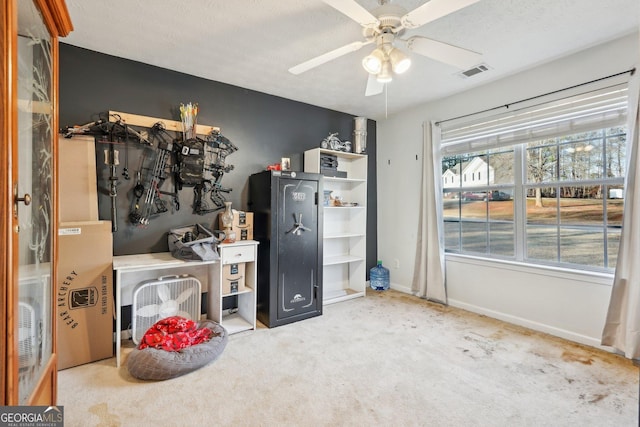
[445,253,614,287]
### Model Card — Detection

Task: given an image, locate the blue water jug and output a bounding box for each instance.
[370,260,390,291]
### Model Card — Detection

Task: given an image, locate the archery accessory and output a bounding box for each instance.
[61,119,105,138]
[190,129,238,215]
[108,113,151,181]
[104,142,120,232]
[179,102,198,140]
[130,122,180,226]
[174,136,206,188]
[128,170,146,224]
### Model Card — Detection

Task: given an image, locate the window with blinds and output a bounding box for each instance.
[439,83,628,271]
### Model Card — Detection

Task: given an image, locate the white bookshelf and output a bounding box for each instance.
[304,148,367,305]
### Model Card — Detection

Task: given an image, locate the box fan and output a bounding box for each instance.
[18,299,40,373]
[131,275,202,344]
[17,276,47,375]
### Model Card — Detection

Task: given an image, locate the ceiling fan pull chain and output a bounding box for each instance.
[385,83,388,119]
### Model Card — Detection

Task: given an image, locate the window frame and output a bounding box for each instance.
[439,83,629,273]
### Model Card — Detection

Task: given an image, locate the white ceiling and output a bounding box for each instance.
[61,0,638,121]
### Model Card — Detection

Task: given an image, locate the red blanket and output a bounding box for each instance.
[138,316,213,352]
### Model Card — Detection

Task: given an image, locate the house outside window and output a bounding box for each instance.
[439,84,628,272]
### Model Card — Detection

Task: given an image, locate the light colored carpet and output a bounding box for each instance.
[58,289,639,427]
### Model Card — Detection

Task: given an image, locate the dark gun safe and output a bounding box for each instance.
[249,171,323,327]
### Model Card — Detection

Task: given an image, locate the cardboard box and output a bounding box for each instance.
[222,262,245,294]
[58,135,99,222]
[219,210,254,241]
[57,221,113,370]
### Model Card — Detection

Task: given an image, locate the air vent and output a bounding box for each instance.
[458,63,491,78]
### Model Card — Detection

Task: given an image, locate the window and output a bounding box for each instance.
[443,149,515,257]
[439,84,628,272]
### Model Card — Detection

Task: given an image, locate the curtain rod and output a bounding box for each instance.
[434,68,636,126]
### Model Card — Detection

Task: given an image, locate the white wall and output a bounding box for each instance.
[376,32,639,348]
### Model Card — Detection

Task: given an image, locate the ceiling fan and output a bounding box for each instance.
[289,0,483,96]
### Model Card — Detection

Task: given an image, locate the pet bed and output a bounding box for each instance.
[127,318,228,381]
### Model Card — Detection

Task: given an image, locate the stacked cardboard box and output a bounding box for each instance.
[222,263,245,294]
[57,136,114,369]
[58,136,99,223]
[57,221,113,369]
[218,209,254,241]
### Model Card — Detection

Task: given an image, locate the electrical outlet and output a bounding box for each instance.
[394,259,400,269]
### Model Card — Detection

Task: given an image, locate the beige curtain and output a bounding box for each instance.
[412,121,446,303]
[601,71,640,360]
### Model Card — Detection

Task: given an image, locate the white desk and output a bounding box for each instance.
[112,241,258,368]
[112,252,218,367]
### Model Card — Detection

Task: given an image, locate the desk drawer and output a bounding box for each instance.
[221,244,254,264]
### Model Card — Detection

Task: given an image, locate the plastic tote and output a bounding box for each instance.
[370,260,390,291]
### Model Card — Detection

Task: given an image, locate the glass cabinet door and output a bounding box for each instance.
[16,0,54,404]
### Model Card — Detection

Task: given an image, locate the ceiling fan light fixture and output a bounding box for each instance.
[389,48,411,74]
[376,60,393,83]
[362,48,385,74]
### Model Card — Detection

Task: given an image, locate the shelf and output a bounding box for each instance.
[323,206,366,211]
[324,176,366,183]
[316,148,367,159]
[323,289,366,305]
[222,286,253,298]
[221,311,254,334]
[324,232,365,239]
[324,254,364,265]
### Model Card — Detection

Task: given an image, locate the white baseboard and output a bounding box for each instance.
[375,286,611,352]
[448,298,608,351]
[366,281,412,294]
[389,283,413,294]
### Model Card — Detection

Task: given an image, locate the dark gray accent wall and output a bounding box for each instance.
[59,44,377,273]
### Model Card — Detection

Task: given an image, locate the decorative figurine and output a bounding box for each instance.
[320,133,352,152]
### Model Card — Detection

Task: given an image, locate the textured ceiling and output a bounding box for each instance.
[61,0,638,120]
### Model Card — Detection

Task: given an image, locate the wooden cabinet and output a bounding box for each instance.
[1,0,72,405]
[304,148,368,304]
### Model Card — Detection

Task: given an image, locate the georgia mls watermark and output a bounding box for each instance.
[0,406,63,427]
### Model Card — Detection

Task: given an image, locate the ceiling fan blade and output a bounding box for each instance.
[365,74,384,97]
[401,0,480,29]
[406,36,482,70]
[289,41,369,75]
[323,0,379,28]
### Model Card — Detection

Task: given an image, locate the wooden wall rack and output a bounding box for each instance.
[108,110,220,135]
